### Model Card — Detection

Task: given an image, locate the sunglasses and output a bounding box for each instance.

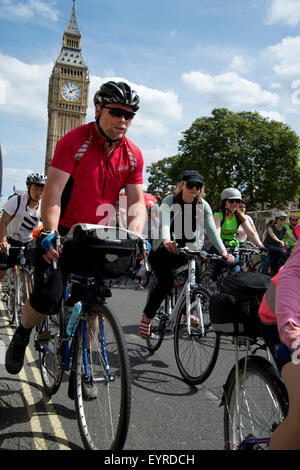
[104,106,135,121]
[186,181,203,190]
[228,199,240,203]
[278,217,286,221]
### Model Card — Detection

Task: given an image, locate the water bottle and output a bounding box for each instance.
[66,302,82,336]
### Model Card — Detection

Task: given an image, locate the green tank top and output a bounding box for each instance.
[283,224,295,249]
[214,211,239,247]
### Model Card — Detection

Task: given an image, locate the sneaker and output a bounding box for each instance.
[5,332,29,374]
[82,380,98,401]
[183,314,200,327]
[139,313,151,339]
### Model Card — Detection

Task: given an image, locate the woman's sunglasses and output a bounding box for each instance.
[104,106,135,121]
[227,199,241,203]
[186,181,203,190]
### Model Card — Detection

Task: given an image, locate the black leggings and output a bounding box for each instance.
[143,245,200,319]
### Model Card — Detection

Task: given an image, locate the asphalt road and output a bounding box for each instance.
[0,284,239,452]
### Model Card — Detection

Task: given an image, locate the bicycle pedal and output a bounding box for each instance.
[36,330,51,343]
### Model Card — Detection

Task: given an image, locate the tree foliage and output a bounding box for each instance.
[147,108,300,210]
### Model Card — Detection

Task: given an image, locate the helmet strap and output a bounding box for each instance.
[95,113,120,148]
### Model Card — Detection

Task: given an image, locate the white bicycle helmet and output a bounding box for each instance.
[275,211,287,218]
[221,188,242,201]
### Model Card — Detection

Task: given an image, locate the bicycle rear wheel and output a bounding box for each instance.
[223,356,288,450]
[252,259,272,276]
[174,286,220,384]
[74,305,131,450]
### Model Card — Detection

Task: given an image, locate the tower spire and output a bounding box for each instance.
[65,0,81,37]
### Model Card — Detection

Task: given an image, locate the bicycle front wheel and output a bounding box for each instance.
[223,356,288,450]
[74,305,131,450]
[174,287,220,384]
[36,313,63,396]
[15,268,33,327]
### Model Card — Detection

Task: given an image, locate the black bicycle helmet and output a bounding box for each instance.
[26,172,47,186]
[94,81,139,112]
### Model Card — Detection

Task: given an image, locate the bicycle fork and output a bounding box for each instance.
[81,315,114,386]
[186,259,205,336]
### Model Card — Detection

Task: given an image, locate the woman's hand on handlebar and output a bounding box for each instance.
[221,250,235,264]
[163,239,177,254]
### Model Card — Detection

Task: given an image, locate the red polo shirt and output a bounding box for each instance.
[51,122,144,229]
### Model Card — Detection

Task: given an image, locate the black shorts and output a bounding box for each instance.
[29,244,66,315]
[29,239,87,316]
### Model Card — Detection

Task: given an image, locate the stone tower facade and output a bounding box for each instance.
[45,0,89,173]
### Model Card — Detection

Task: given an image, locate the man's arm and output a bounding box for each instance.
[41,167,70,231]
[40,167,70,264]
[125,183,146,235]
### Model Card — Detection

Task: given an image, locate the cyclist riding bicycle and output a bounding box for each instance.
[258,224,300,449]
[0,172,45,277]
[139,170,235,339]
[5,81,146,376]
[283,214,298,252]
[208,188,265,291]
[264,211,296,274]
[236,200,259,243]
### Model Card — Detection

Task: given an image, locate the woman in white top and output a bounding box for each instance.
[236,200,259,243]
[0,172,46,279]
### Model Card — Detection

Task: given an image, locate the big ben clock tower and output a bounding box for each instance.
[45,0,89,173]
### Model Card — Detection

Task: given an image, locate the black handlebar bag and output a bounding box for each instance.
[209,272,271,338]
[63,224,139,280]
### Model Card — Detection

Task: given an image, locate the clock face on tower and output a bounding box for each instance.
[61,81,81,102]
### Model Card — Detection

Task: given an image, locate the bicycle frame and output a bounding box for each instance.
[37,276,115,384]
[161,256,204,336]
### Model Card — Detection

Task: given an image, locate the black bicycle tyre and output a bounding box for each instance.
[223,355,288,450]
[5,269,15,325]
[252,259,273,275]
[38,314,64,396]
[74,305,131,450]
[15,268,33,327]
[145,277,166,352]
[174,286,220,385]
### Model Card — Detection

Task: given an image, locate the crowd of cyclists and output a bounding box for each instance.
[0,79,299,450]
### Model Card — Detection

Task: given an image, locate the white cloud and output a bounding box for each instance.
[265,35,300,85]
[0,52,52,123]
[256,110,286,122]
[3,167,32,187]
[181,70,279,107]
[265,0,300,27]
[87,75,183,137]
[225,55,251,74]
[0,0,59,21]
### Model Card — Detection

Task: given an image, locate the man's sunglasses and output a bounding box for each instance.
[104,106,135,121]
[186,181,203,190]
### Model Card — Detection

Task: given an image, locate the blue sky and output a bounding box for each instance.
[0,0,300,196]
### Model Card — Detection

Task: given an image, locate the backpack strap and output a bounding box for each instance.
[7,194,21,221]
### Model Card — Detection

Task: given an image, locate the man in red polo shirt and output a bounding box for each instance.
[6,81,146,375]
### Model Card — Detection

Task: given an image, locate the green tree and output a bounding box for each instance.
[147,108,300,209]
